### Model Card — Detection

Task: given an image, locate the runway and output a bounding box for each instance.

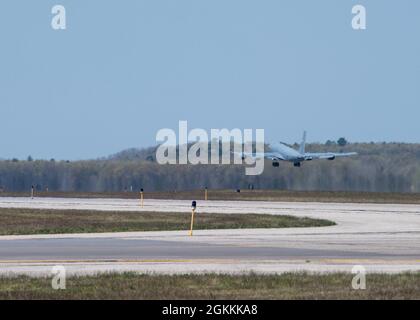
[0,197,419,276]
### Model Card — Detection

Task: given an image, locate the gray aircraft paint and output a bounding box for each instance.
[239,131,357,167]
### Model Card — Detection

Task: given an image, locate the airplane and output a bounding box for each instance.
[237,131,358,167]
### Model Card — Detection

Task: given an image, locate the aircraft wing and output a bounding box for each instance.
[305,152,358,160]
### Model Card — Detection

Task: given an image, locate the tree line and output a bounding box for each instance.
[0,142,419,193]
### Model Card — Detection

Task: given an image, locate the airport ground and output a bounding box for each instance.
[1,189,420,204]
[0,190,419,299]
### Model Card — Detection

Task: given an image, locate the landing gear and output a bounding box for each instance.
[272,161,280,167]
[293,162,301,167]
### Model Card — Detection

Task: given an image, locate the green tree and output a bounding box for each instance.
[337,137,347,146]
[325,140,336,146]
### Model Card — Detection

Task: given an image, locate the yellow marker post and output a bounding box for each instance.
[204,187,208,201]
[189,201,197,236]
[189,208,195,236]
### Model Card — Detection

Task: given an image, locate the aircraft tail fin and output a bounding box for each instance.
[299,131,306,154]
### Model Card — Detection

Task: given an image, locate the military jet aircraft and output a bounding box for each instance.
[238,131,358,167]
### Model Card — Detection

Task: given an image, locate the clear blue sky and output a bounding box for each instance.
[0,1,419,160]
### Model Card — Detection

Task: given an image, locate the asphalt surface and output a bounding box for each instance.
[0,197,419,275]
[0,238,400,261]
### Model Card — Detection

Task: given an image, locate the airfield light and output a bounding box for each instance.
[31,185,34,199]
[189,201,197,236]
[140,188,144,208]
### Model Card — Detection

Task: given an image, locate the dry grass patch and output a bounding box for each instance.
[0,272,418,300]
[0,207,334,235]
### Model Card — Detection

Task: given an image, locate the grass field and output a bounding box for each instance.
[1,189,419,204]
[0,207,334,235]
[0,272,419,299]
